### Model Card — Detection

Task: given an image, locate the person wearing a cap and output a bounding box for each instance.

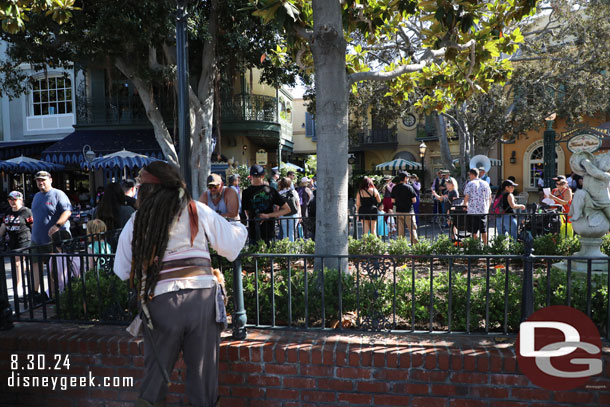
[463,168,492,245]
[241,165,291,243]
[0,191,33,294]
[492,180,526,241]
[30,170,72,299]
[479,167,491,185]
[296,176,314,226]
[198,173,239,221]
[390,173,418,242]
[269,168,280,190]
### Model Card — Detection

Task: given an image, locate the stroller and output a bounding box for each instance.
[517,202,561,241]
[448,198,471,242]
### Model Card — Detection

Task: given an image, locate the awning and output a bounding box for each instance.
[42,129,165,166]
[0,140,56,160]
[376,158,422,171]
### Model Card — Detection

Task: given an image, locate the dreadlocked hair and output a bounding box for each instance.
[130,162,191,302]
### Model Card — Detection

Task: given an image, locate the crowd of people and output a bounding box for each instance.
[0,171,141,303]
[354,165,575,246]
[206,165,317,245]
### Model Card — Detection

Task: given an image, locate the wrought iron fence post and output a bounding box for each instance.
[232,256,247,340]
[521,232,534,322]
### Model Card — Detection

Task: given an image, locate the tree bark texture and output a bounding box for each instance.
[311,0,349,262]
[434,113,454,172]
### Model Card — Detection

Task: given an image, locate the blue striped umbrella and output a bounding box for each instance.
[375,158,422,171]
[0,155,65,172]
[81,149,160,170]
[0,156,65,201]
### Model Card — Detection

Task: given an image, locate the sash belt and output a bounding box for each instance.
[158,258,213,281]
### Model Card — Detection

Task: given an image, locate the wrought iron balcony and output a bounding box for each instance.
[76,95,173,126]
[350,128,398,150]
[221,94,278,123]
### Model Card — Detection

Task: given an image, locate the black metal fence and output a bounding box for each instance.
[239,210,572,245]
[2,234,608,340]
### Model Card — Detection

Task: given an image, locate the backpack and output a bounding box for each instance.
[491,193,505,215]
[297,187,310,207]
[281,190,299,216]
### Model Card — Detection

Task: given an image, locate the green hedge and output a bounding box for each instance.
[222,264,608,333]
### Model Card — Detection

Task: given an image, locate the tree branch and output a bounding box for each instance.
[294,24,314,43]
[348,39,475,85]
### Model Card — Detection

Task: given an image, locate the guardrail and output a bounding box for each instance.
[2,234,608,340]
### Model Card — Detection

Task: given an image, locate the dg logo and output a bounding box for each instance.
[516,305,603,390]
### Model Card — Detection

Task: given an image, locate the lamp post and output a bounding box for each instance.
[419,141,427,192]
[83,145,96,203]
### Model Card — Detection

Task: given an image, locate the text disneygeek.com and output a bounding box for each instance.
[7,371,134,391]
[8,354,133,390]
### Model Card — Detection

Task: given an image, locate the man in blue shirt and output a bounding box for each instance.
[30,171,72,301]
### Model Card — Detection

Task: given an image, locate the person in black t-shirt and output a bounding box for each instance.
[391,173,418,243]
[242,165,290,244]
[0,191,33,293]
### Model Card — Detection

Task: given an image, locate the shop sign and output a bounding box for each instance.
[567,133,601,153]
[256,149,268,165]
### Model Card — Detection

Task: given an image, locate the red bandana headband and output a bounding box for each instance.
[139,169,162,184]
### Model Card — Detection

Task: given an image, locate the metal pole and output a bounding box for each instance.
[521,232,534,322]
[421,155,425,193]
[232,256,247,339]
[543,120,557,188]
[176,0,192,190]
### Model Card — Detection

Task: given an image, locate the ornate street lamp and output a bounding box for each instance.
[82,144,96,163]
[419,141,427,191]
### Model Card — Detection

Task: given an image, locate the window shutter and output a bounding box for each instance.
[305,112,316,141]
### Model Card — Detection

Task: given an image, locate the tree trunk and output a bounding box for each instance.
[115,57,179,167]
[312,0,349,265]
[434,113,454,171]
[193,0,219,196]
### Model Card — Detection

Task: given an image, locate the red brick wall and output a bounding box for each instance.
[1,323,609,406]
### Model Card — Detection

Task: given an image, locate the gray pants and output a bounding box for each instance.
[140,288,221,407]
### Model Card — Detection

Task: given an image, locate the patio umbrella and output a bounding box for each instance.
[81,149,160,179]
[0,155,66,200]
[272,162,304,172]
[375,158,422,171]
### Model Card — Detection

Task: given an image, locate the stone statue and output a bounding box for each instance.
[555,150,610,272]
[569,151,610,232]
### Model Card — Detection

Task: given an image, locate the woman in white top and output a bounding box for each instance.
[114,162,247,407]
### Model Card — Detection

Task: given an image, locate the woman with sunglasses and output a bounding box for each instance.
[0,191,33,295]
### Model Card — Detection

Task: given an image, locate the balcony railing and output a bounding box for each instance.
[350,128,398,148]
[76,96,173,126]
[221,94,277,123]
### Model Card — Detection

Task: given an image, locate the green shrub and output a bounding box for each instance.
[488,235,523,256]
[556,235,580,256]
[410,238,433,256]
[348,234,386,255]
[461,237,484,255]
[387,237,411,259]
[58,268,130,321]
[601,234,610,255]
[433,235,460,256]
[532,234,560,255]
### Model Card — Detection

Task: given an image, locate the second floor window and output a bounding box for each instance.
[31,76,73,116]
